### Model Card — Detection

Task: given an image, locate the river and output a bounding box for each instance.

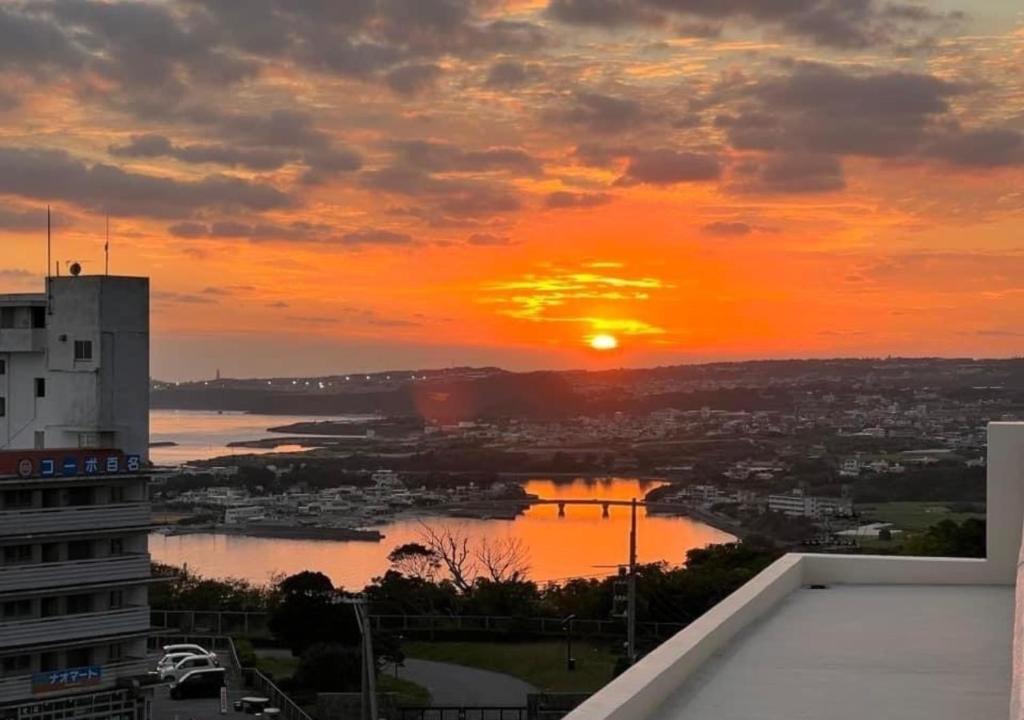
[147,410,735,588]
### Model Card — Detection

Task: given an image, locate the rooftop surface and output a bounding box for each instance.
[655,584,1012,720]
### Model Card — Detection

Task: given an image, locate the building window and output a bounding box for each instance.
[109,538,124,556]
[0,308,14,329]
[0,358,5,374]
[38,652,59,673]
[41,543,60,563]
[109,485,125,504]
[0,397,5,417]
[34,378,45,398]
[1,655,30,678]
[2,490,33,510]
[2,600,32,619]
[40,597,60,618]
[67,541,93,561]
[2,545,32,566]
[66,487,93,506]
[30,307,45,329]
[108,590,124,610]
[108,643,124,662]
[73,340,93,361]
[66,648,92,668]
[65,594,93,615]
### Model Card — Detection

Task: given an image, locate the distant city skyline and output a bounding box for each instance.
[0,0,1022,381]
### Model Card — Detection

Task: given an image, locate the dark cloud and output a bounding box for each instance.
[734,153,845,194]
[339,228,414,246]
[109,134,293,171]
[616,149,721,185]
[545,191,613,209]
[0,204,46,231]
[389,140,542,175]
[572,143,636,167]
[552,92,649,134]
[0,268,35,281]
[152,290,217,305]
[722,63,965,158]
[0,4,83,72]
[168,220,332,242]
[362,161,523,218]
[925,127,1024,168]
[385,63,443,96]
[0,146,290,219]
[485,60,544,89]
[546,0,958,49]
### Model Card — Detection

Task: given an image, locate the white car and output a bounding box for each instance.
[161,644,219,665]
[161,654,219,682]
[156,652,194,674]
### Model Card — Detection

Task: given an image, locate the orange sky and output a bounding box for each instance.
[0,0,1022,380]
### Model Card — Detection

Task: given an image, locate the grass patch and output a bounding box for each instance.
[403,641,617,693]
[254,654,299,681]
[379,675,432,706]
[859,501,984,532]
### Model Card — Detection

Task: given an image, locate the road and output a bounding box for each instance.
[390,659,537,707]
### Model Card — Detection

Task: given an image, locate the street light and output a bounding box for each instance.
[562,614,577,672]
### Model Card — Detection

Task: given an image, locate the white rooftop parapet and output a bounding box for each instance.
[567,421,1024,720]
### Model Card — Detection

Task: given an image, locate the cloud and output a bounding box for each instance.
[721,63,966,158]
[485,60,544,89]
[0,204,46,231]
[545,191,613,209]
[616,149,721,184]
[0,146,290,219]
[703,221,752,236]
[385,63,443,96]
[0,268,35,282]
[925,127,1024,168]
[168,220,334,242]
[109,134,294,171]
[732,153,845,194]
[362,165,523,217]
[545,0,959,49]
[551,92,649,134]
[339,228,414,246]
[467,232,515,246]
[389,140,543,175]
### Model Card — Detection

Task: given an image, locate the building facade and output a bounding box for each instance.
[0,275,151,720]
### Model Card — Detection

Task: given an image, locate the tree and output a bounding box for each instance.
[268,572,360,655]
[419,525,477,593]
[387,543,441,582]
[475,537,529,583]
[293,643,362,693]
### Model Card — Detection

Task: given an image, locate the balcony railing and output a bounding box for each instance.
[0,555,150,594]
[0,657,151,705]
[0,328,46,353]
[0,606,150,650]
[0,504,149,537]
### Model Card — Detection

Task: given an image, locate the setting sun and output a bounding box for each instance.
[590,334,619,351]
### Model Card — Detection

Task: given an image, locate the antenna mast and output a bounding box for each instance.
[105,214,110,275]
[47,206,51,278]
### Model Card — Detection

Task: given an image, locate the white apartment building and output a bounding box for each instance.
[0,276,149,459]
[768,489,853,519]
[0,274,152,720]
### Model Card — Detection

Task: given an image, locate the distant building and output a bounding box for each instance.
[0,274,152,720]
[768,490,853,519]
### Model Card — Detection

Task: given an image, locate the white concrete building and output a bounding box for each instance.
[0,276,149,459]
[566,422,1024,720]
[0,275,151,720]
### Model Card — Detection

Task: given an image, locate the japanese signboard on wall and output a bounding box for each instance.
[31,666,103,694]
[1,450,143,479]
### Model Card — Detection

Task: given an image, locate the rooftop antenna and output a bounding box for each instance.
[46,206,53,314]
[105,214,110,275]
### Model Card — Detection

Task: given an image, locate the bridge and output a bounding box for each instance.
[449,496,692,518]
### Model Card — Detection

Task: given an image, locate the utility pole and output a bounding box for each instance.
[627,497,638,664]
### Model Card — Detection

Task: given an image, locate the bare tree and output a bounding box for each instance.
[419,524,477,593]
[476,537,530,583]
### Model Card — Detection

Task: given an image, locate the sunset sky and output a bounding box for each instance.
[0,0,1022,380]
